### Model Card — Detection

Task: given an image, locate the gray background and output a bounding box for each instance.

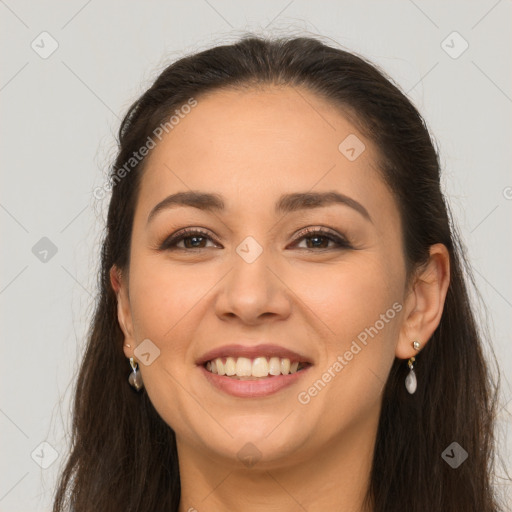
[1,1,511,510]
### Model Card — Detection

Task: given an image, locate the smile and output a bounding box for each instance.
[200,357,312,398]
[204,356,309,379]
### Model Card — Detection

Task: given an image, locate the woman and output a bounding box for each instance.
[52,35,506,511]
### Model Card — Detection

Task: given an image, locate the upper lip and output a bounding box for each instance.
[196,344,313,366]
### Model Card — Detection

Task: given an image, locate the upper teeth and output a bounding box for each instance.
[205,356,303,377]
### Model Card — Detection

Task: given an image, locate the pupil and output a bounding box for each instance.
[307,236,327,248]
[186,236,204,248]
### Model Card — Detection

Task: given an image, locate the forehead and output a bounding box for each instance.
[135,85,395,222]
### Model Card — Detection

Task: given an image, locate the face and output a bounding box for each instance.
[113,85,412,469]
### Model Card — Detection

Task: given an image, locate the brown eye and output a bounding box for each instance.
[160,229,219,251]
[292,228,352,251]
[160,227,352,252]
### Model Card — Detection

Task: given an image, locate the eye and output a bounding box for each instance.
[159,227,352,252]
[159,228,219,250]
[291,227,352,251]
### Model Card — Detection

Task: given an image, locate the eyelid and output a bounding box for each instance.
[159,227,219,250]
[292,226,342,240]
[159,225,352,251]
[289,226,351,249]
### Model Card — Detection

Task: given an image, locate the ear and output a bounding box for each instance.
[110,265,136,360]
[396,243,450,359]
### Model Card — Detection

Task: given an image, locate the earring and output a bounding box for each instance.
[128,357,144,391]
[405,357,417,394]
[405,340,421,394]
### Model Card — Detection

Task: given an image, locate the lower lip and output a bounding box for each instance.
[199,364,312,398]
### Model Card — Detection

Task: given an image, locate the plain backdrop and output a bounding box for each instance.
[1,1,511,510]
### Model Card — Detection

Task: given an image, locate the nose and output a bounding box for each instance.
[214,245,292,326]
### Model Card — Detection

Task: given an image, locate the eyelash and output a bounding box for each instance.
[159,227,352,252]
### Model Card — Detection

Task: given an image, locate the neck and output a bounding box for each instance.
[177,412,378,512]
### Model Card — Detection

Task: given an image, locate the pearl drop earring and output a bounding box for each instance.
[128,357,144,391]
[405,340,421,394]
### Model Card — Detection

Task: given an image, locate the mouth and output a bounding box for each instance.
[197,344,314,398]
[203,356,311,380]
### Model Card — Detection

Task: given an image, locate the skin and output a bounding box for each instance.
[110,85,450,512]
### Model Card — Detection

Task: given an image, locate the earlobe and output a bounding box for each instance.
[396,243,450,359]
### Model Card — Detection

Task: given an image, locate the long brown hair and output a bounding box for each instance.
[52,34,509,511]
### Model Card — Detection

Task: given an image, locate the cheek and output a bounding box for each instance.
[297,256,401,337]
[299,256,401,396]
[126,256,208,429]
[128,252,208,341]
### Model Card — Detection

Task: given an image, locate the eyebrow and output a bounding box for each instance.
[146,190,372,225]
